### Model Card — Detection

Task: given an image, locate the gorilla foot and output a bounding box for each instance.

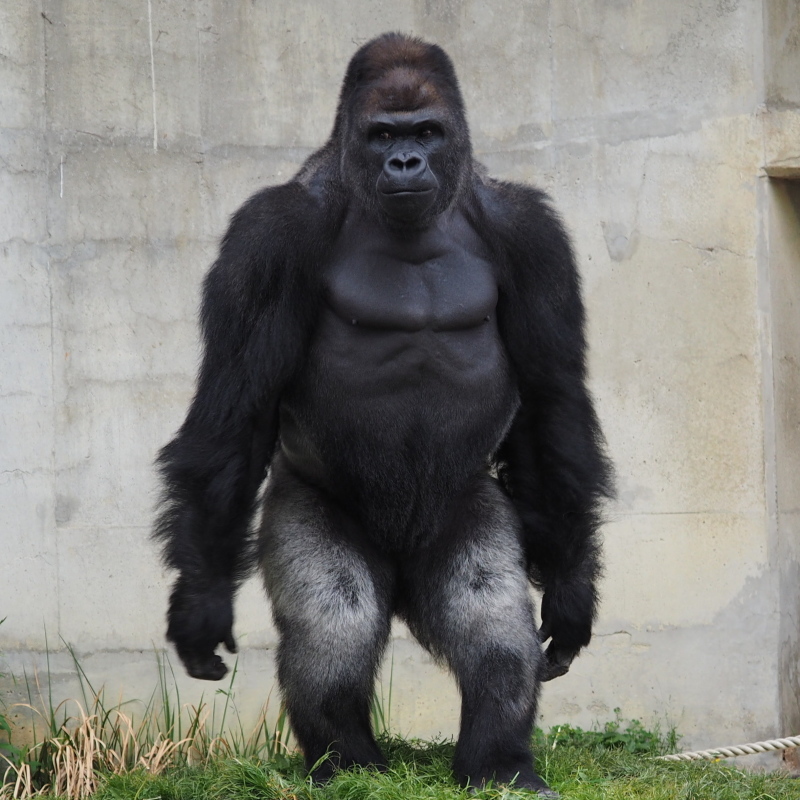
[515,775,559,798]
[307,749,388,783]
[461,765,558,798]
[467,776,558,798]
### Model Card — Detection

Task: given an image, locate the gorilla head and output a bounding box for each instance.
[330,33,473,227]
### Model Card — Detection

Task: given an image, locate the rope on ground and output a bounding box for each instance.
[657,735,800,761]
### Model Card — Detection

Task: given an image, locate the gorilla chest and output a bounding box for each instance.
[325,247,497,332]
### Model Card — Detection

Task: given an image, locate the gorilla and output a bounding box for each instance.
[155,32,612,797]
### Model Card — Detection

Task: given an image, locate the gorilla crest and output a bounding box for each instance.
[155,32,613,798]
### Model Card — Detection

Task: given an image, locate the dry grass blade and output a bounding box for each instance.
[51,711,102,799]
[102,711,136,775]
[0,759,36,799]
[138,736,191,775]
[2,695,291,798]
[1,650,296,797]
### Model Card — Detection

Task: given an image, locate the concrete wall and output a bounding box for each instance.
[769,178,800,741]
[2,0,799,754]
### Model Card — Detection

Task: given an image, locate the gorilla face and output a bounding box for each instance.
[368,112,443,224]
[332,38,472,229]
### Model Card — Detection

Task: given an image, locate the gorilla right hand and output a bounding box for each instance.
[166,577,237,681]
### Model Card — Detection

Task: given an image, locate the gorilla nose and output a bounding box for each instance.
[385,152,426,178]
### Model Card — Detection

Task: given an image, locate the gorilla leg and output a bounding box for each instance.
[259,457,394,780]
[400,475,552,794]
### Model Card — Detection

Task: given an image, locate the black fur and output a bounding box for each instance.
[155,32,612,796]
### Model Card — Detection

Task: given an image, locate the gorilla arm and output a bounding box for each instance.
[154,184,323,680]
[487,181,614,681]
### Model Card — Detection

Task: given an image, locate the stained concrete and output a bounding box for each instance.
[1,0,799,756]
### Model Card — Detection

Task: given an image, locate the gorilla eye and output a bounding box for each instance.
[378,130,393,141]
[418,128,434,139]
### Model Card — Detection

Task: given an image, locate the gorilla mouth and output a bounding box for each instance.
[380,188,434,196]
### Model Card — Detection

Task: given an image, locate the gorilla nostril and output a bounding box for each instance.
[388,153,424,173]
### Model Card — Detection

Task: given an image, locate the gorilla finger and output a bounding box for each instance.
[538,621,552,643]
[539,659,570,682]
[181,651,229,681]
[224,632,237,654]
[541,643,575,682]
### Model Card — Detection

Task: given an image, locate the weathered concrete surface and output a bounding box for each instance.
[765,0,800,109]
[1,0,799,756]
[766,179,800,739]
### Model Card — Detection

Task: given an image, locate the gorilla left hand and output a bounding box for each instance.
[540,643,575,682]
[166,578,237,681]
[538,581,594,682]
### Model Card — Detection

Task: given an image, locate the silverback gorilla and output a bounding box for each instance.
[155,33,612,797]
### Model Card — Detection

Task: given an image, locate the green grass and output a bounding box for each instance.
[0,648,293,798]
[2,645,797,799]
[81,731,799,800]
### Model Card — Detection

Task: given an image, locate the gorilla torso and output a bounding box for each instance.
[279,205,520,550]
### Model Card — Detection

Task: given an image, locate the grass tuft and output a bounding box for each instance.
[1,648,291,799]
[2,650,798,799]
[84,734,800,800]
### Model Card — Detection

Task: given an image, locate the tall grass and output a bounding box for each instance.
[2,646,798,800]
[88,731,800,800]
[0,646,292,799]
